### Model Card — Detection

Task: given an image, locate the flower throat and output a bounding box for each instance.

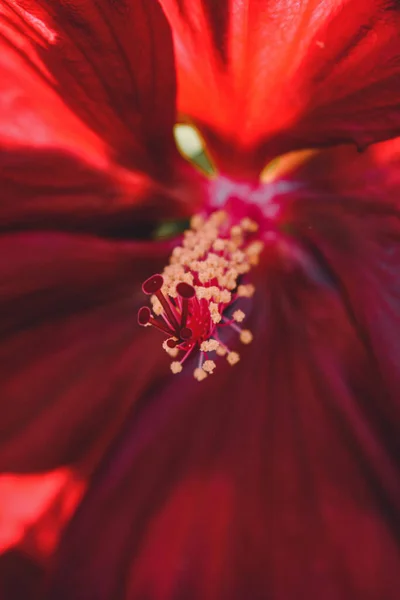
[138,211,263,381]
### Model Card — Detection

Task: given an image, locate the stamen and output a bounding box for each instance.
[227,352,240,365]
[138,210,262,380]
[233,310,245,323]
[240,330,253,344]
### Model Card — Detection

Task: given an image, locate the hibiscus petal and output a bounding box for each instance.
[1,0,177,171]
[46,212,400,599]
[0,29,199,235]
[0,549,43,600]
[161,0,400,176]
[0,233,174,472]
[0,469,84,559]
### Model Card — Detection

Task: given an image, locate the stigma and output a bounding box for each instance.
[138,211,263,381]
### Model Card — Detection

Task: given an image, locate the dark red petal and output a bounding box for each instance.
[1,0,177,171]
[161,0,400,176]
[47,218,400,600]
[0,233,174,472]
[0,550,43,600]
[282,138,400,199]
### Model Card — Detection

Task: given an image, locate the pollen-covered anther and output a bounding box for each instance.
[240,330,253,344]
[190,214,205,230]
[200,339,219,352]
[237,284,255,298]
[227,351,240,366]
[246,241,265,265]
[163,339,179,357]
[151,295,163,315]
[170,361,183,374]
[216,345,227,357]
[230,225,243,245]
[240,217,259,232]
[202,360,216,374]
[194,367,208,381]
[212,239,226,252]
[233,310,245,323]
[218,289,232,304]
[209,302,222,324]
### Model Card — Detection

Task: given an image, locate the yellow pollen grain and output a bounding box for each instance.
[240,330,253,344]
[216,345,227,356]
[212,239,225,252]
[227,351,240,365]
[230,225,242,238]
[170,361,183,374]
[233,309,245,323]
[210,210,227,225]
[200,339,219,352]
[240,217,258,232]
[209,302,222,324]
[237,284,255,298]
[190,214,205,230]
[219,289,232,304]
[151,295,163,315]
[162,339,179,357]
[194,367,208,381]
[202,359,216,374]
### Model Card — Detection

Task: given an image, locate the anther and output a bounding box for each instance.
[233,310,245,323]
[240,330,253,344]
[194,367,208,381]
[170,361,183,374]
[227,352,240,365]
[203,360,216,374]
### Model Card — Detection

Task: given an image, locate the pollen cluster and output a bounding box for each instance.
[138,211,263,380]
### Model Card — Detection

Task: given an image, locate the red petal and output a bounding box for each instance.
[46,213,400,599]
[161,0,400,176]
[0,550,43,600]
[283,138,400,198]
[0,233,173,472]
[0,469,84,559]
[1,0,177,171]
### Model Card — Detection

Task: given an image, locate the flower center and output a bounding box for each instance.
[138,210,264,381]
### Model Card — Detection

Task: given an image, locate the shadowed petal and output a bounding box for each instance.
[0,549,43,600]
[0,1,204,473]
[46,198,400,598]
[161,0,400,176]
[0,233,175,472]
[1,0,178,172]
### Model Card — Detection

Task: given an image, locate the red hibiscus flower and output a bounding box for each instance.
[1,0,400,598]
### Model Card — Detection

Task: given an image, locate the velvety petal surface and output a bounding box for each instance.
[1,0,178,173]
[0,232,177,472]
[160,0,400,176]
[0,1,203,230]
[0,549,43,600]
[0,0,204,472]
[47,170,400,599]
